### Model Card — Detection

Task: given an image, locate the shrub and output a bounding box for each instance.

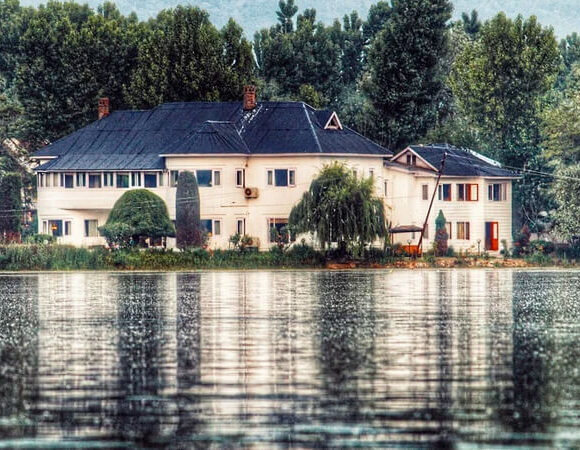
[529,239,555,255]
[513,225,531,257]
[285,243,325,265]
[435,210,448,256]
[101,189,175,246]
[23,234,55,244]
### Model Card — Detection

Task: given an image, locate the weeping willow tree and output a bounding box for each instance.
[289,162,386,252]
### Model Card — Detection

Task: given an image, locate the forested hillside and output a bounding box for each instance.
[2,0,580,244]
[18,0,580,36]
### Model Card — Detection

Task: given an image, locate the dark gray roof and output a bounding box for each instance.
[169,121,250,155]
[34,101,391,171]
[408,144,517,178]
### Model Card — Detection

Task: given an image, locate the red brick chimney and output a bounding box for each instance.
[243,85,257,111]
[98,97,110,120]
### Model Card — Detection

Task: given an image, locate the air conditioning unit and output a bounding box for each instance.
[244,187,259,198]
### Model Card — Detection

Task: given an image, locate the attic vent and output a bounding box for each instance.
[324,112,343,130]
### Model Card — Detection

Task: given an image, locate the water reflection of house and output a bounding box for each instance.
[31,87,516,254]
[20,271,580,447]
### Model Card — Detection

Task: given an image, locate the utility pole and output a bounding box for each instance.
[417,152,447,255]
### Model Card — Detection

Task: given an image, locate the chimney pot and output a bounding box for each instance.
[98,97,110,120]
[243,85,257,111]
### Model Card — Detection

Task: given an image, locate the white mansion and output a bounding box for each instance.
[32,88,517,253]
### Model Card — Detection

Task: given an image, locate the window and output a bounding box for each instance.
[267,169,295,187]
[117,173,129,188]
[53,173,60,187]
[406,154,417,166]
[45,174,51,187]
[64,174,74,189]
[423,224,429,240]
[236,169,245,187]
[236,219,245,235]
[159,172,164,186]
[352,169,357,179]
[445,222,452,240]
[213,170,221,186]
[268,218,290,243]
[438,184,451,201]
[44,220,72,237]
[38,173,44,187]
[457,222,470,240]
[369,168,375,178]
[49,220,62,236]
[384,181,388,197]
[196,170,212,187]
[488,183,507,201]
[201,219,221,236]
[144,173,157,188]
[422,184,429,200]
[76,172,86,187]
[457,183,479,201]
[275,169,288,186]
[103,173,114,187]
[89,174,101,188]
[131,172,141,187]
[84,219,99,237]
[170,170,179,187]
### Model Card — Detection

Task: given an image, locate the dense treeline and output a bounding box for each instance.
[1,0,580,240]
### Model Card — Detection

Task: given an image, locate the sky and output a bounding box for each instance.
[19,0,580,38]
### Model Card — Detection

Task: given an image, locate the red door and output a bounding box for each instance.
[485,222,499,251]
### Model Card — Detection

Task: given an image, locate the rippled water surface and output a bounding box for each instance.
[1,270,580,448]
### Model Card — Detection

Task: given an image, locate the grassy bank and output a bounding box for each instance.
[0,244,576,272]
[0,244,328,271]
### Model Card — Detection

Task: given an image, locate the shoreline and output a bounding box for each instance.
[0,259,574,274]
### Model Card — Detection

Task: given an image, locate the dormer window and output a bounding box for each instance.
[324,112,343,130]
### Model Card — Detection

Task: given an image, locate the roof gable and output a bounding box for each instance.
[406,144,517,178]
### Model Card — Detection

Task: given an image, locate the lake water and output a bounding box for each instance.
[0,270,579,448]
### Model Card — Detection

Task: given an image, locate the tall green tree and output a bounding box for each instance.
[276,0,298,33]
[450,13,559,166]
[14,2,143,146]
[176,171,203,248]
[0,172,22,238]
[461,10,481,38]
[543,84,580,167]
[125,6,254,108]
[551,165,580,241]
[340,11,364,85]
[362,1,391,44]
[289,162,386,251]
[557,33,580,90]
[255,7,341,104]
[364,0,453,151]
[450,13,560,229]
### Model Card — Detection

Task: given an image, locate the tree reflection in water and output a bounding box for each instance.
[315,272,377,426]
[173,273,204,447]
[0,276,39,440]
[115,274,167,445]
